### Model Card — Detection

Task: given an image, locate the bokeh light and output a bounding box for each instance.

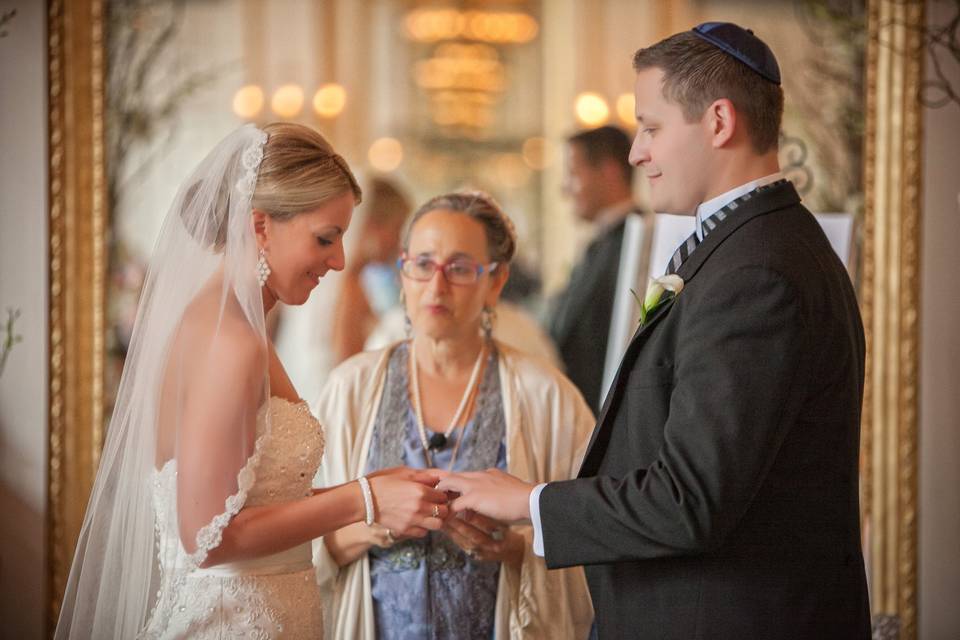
[575,92,610,127]
[313,83,347,119]
[232,85,264,119]
[271,84,304,119]
[368,137,404,172]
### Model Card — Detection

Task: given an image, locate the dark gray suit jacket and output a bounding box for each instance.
[540,183,870,640]
[549,214,637,410]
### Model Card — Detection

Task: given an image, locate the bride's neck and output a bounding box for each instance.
[204,265,278,315]
[261,282,278,314]
[412,332,484,378]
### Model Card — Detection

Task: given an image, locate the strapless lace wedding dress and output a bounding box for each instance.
[143,397,325,639]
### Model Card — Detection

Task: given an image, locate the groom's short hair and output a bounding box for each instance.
[632,31,783,154]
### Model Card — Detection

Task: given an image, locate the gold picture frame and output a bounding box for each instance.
[46,0,107,633]
[862,1,924,637]
[45,0,925,636]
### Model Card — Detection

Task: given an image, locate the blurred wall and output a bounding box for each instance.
[919,1,960,637]
[0,1,48,638]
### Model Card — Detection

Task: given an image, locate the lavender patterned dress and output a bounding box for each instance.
[366,342,506,640]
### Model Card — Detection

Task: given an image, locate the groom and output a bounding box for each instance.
[439,23,871,640]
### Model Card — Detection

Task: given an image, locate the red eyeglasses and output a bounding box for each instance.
[397,255,499,286]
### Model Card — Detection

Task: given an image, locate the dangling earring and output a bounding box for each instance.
[399,288,413,340]
[256,248,271,287]
[481,306,495,341]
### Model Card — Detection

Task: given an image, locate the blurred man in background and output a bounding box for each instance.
[548,125,642,409]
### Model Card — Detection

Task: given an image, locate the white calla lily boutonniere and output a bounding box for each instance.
[632,274,685,326]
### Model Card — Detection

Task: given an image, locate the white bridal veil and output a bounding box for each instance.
[56,124,274,638]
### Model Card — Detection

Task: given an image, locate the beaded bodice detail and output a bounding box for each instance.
[143,397,325,639]
[152,398,324,561]
[243,398,325,507]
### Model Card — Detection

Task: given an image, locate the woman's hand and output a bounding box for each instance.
[443,511,525,568]
[324,517,418,568]
[367,468,450,538]
[324,522,375,567]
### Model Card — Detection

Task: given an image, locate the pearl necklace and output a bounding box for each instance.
[409,340,486,469]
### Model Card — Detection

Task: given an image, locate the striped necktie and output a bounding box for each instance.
[665,179,787,275]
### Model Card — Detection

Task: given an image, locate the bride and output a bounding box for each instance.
[55,123,450,639]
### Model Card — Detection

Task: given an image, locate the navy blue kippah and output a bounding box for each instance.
[691,22,781,85]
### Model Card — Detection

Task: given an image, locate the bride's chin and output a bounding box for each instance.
[278,287,312,307]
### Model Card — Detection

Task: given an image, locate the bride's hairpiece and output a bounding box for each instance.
[235,129,269,201]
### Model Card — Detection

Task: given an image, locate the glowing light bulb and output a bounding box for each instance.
[521,137,555,170]
[232,85,265,119]
[368,137,403,172]
[312,83,347,119]
[575,92,610,127]
[271,84,304,119]
[616,93,636,127]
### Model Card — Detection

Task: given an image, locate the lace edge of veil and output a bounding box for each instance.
[187,407,272,570]
[140,409,274,639]
[140,127,272,638]
[184,127,270,571]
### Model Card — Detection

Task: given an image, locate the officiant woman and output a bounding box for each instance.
[313,191,595,639]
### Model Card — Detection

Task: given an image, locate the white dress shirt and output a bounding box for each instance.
[694,172,784,241]
[529,171,786,558]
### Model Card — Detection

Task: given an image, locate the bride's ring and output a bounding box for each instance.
[432,504,440,518]
[465,549,477,559]
[490,528,504,542]
[385,529,396,545]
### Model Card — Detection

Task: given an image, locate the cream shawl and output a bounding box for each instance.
[312,341,596,639]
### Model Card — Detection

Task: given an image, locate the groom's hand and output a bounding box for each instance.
[436,469,533,524]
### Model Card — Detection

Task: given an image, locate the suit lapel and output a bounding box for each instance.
[676,182,800,282]
[577,182,802,477]
[579,296,676,476]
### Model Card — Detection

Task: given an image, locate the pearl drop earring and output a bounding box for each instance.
[256,248,271,286]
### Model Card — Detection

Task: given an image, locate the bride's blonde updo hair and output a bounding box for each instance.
[190,123,362,251]
[253,122,362,219]
[403,190,517,265]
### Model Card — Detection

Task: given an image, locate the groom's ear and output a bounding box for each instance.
[251,209,270,249]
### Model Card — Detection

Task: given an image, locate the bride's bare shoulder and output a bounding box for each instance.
[177,288,266,372]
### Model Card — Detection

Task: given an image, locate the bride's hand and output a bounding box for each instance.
[368,473,450,538]
[367,466,449,487]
